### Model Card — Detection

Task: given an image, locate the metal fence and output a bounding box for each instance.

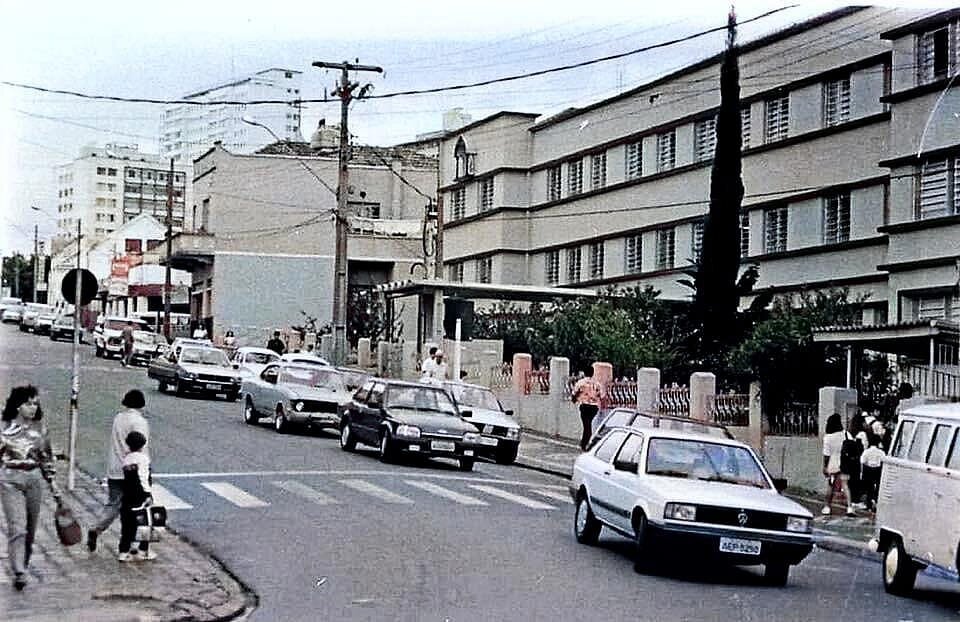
[712,392,750,427]
[524,369,550,395]
[768,402,819,436]
[658,384,690,417]
[604,378,638,409]
[902,363,960,401]
[489,363,513,390]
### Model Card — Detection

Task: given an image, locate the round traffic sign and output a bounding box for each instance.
[61,268,98,306]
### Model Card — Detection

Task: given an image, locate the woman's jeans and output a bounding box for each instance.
[0,467,45,577]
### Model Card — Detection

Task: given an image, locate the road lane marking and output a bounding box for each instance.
[201,482,269,508]
[272,480,339,505]
[529,489,573,504]
[153,470,567,490]
[467,485,556,510]
[404,480,488,505]
[150,484,193,510]
[339,479,414,504]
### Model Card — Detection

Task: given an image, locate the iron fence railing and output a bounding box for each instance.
[658,384,690,417]
[524,369,550,395]
[902,362,960,401]
[713,392,750,427]
[604,379,638,409]
[489,363,513,390]
[768,402,819,436]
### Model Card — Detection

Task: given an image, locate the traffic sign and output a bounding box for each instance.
[61,268,98,306]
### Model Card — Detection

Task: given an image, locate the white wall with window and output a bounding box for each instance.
[625,141,643,180]
[450,187,467,220]
[547,165,562,202]
[589,241,605,279]
[691,221,705,264]
[567,159,583,196]
[822,192,851,243]
[739,212,751,258]
[655,227,676,270]
[624,235,642,274]
[590,152,607,189]
[565,246,582,284]
[764,94,790,143]
[657,130,676,172]
[478,178,494,212]
[694,116,717,163]
[823,75,851,127]
[545,250,560,285]
[477,256,492,283]
[447,261,464,282]
[917,157,960,219]
[764,206,789,253]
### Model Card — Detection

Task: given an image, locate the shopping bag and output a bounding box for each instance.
[54,502,82,547]
[134,504,167,542]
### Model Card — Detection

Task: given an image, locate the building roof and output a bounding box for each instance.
[812,319,959,359]
[182,68,301,100]
[254,142,438,169]
[880,8,960,39]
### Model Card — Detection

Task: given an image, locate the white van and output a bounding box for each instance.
[873,402,960,595]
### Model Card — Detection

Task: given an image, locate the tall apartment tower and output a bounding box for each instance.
[160,68,304,164]
[54,143,191,246]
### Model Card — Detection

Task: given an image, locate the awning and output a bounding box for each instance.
[812,319,959,358]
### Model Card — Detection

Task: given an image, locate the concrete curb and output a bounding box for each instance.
[813,532,879,563]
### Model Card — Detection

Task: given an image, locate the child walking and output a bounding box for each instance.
[118,430,155,562]
[860,435,885,512]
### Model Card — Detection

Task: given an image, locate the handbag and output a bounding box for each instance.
[134,503,168,543]
[54,501,82,547]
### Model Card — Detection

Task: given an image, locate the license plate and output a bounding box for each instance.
[431,440,456,452]
[719,537,761,555]
[479,436,499,447]
[205,384,222,390]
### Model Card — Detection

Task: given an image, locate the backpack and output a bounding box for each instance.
[839,432,863,475]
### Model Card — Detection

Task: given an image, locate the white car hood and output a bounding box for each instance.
[645,476,812,518]
[287,386,352,404]
[465,406,520,430]
[181,363,236,378]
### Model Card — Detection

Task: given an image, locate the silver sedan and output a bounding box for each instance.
[241,363,353,434]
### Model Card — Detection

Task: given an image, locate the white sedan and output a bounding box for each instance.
[231,347,281,378]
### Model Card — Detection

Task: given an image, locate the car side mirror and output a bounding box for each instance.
[460,409,473,418]
[232,363,240,369]
[613,460,639,474]
[772,477,788,493]
[504,409,514,417]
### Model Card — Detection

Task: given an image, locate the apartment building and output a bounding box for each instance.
[54,144,190,246]
[439,6,960,332]
[160,68,303,164]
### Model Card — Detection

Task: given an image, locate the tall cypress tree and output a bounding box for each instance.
[694,9,744,359]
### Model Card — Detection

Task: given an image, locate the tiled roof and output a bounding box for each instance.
[256,142,437,169]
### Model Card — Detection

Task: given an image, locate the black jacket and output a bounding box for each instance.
[266,338,285,355]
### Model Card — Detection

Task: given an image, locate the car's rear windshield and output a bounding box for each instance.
[280,367,345,391]
[646,438,769,489]
[180,348,229,366]
[246,352,279,365]
[386,386,458,415]
[446,384,500,411]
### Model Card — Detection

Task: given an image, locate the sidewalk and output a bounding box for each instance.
[0,465,254,621]
[514,430,877,562]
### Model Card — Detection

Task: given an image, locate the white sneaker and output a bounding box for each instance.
[117,552,133,562]
[820,505,831,515]
[846,506,856,516]
[131,550,157,561]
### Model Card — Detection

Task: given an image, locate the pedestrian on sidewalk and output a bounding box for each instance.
[87,390,149,554]
[572,366,603,451]
[821,413,855,516]
[266,330,285,355]
[118,431,155,562]
[860,435,884,512]
[121,320,135,367]
[0,385,61,591]
[419,346,439,382]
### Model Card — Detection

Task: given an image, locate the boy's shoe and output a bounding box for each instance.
[117,552,133,562]
[131,550,158,561]
[820,505,831,515]
[846,506,856,516]
[86,529,98,552]
[13,573,26,591]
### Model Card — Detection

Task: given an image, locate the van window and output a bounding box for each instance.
[946,429,960,470]
[907,422,934,462]
[927,424,954,466]
[891,420,915,459]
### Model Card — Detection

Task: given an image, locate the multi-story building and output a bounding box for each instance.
[439,6,958,334]
[159,68,303,164]
[54,144,191,246]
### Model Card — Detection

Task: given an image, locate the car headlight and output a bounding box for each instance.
[395,425,421,438]
[505,427,521,440]
[462,432,481,444]
[664,503,698,521]
[785,516,812,533]
[293,401,304,412]
[180,371,197,380]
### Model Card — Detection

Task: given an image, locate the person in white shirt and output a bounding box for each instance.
[118,430,154,561]
[192,324,208,339]
[821,413,854,516]
[432,352,448,382]
[420,346,439,382]
[860,438,885,511]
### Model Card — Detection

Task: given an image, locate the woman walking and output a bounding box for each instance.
[0,385,61,591]
[821,413,854,516]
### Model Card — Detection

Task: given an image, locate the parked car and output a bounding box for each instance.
[49,314,83,342]
[1,305,24,324]
[241,363,352,434]
[33,309,57,335]
[168,337,214,357]
[93,316,151,358]
[870,402,960,596]
[147,346,242,400]
[587,408,734,449]
[0,296,23,318]
[443,381,521,464]
[571,427,813,585]
[339,379,483,471]
[231,347,281,378]
[336,367,372,392]
[130,330,170,366]
[280,352,332,366]
[20,303,55,332]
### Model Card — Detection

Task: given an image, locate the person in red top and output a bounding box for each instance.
[572,367,604,450]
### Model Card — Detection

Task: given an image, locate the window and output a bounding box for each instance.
[107,168,117,177]
[907,422,934,462]
[823,76,851,127]
[655,228,675,270]
[97,167,106,175]
[947,429,960,469]
[918,157,960,220]
[479,178,494,212]
[451,188,466,220]
[125,239,142,254]
[891,420,915,458]
[566,247,582,284]
[657,130,676,172]
[625,142,642,179]
[614,433,644,467]
[146,239,163,252]
[691,221,705,263]
[590,152,607,189]
[545,250,560,285]
[739,212,750,258]
[918,26,952,85]
[477,257,492,284]
[589,242,604,279]
[594,430,628,462]
[453,137,475,179]
[765,94,790,143]
[694,116,717,162]
[823,193,851,244]
[764,207,788,253]
[547,166,562,201]
[448,262,464,282]
[567,159,583,196]
[625,235,642,274]
[741,106,752,149]
[916,294,948,320]
[127,169,137,179]
[927,425,955,466]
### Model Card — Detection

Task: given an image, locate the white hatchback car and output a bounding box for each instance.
[571,427,813,585]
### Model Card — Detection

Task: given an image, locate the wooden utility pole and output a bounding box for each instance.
[163,158,173,341]
[311,60,382,364]
[32,224,38,302]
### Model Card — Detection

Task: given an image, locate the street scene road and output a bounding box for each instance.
[3,327,959,621]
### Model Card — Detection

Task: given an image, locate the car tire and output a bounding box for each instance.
[763,563,790,587]
[632,511,650,573]
[574,494,601,545]
[174,379,186,396]
[339,420,357,451]
[158,380,167,393]
[95,344,104,357]
[274,406,289,434]
[378,430,396,463]
[49,333,56,341]
[458,457,475,472]
[495,444,519,465]
[883,537,918,595]
[225,391,239,402]
[243,397,259,425]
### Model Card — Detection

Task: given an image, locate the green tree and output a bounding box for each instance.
[2,254,34,300]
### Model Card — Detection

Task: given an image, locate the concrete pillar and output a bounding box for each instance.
[357,337,372,368]
[320,334,334,362]
[431,288,445,343]
[818,386,858,432]
[636,367,660,412]
[690,371,716,421]
[549,357,570,399]
[377,341,391,377]
[747,381,763,454]
[512,353,532,395]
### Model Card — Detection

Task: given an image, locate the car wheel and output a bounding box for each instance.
[574,494,601,545]
[378,430,395,463]
[274,406,288,433]
[632,511,650,573]
[158,380,167,393]
[49,333,56,341]
[883,538,918,595]
[243,397,259,425]
[763,563,790,587]
[458,457,475,472]
[495,444,519,465]
[174,378,185,396]
[339,420,357,451]
[95,344,104,357]
[225,391,239,402]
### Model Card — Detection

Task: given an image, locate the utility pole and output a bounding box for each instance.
[33,224,38,302]
[67,218,81,490]
[312,60,382,365]
[163,158,173,341]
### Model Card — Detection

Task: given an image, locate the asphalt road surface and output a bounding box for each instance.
[3,325,959,621]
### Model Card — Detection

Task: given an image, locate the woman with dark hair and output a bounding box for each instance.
[0,385,61,590]
[821,413,854,516]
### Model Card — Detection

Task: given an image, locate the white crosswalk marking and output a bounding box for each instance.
[529,489,573,504]
[468,485,556,510]
[339,479,414,504]
[271,480,339,505]
[201,482,270,508]
[150,484,193,510]
[404,480,488,506]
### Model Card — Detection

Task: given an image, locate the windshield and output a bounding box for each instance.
[180,348,229,366]
[646,438,769,489]
[446,384,501,411]
[106,319,149,331]
[246,352,280,365]
[279,367,345,391]
[386,386,458,416]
